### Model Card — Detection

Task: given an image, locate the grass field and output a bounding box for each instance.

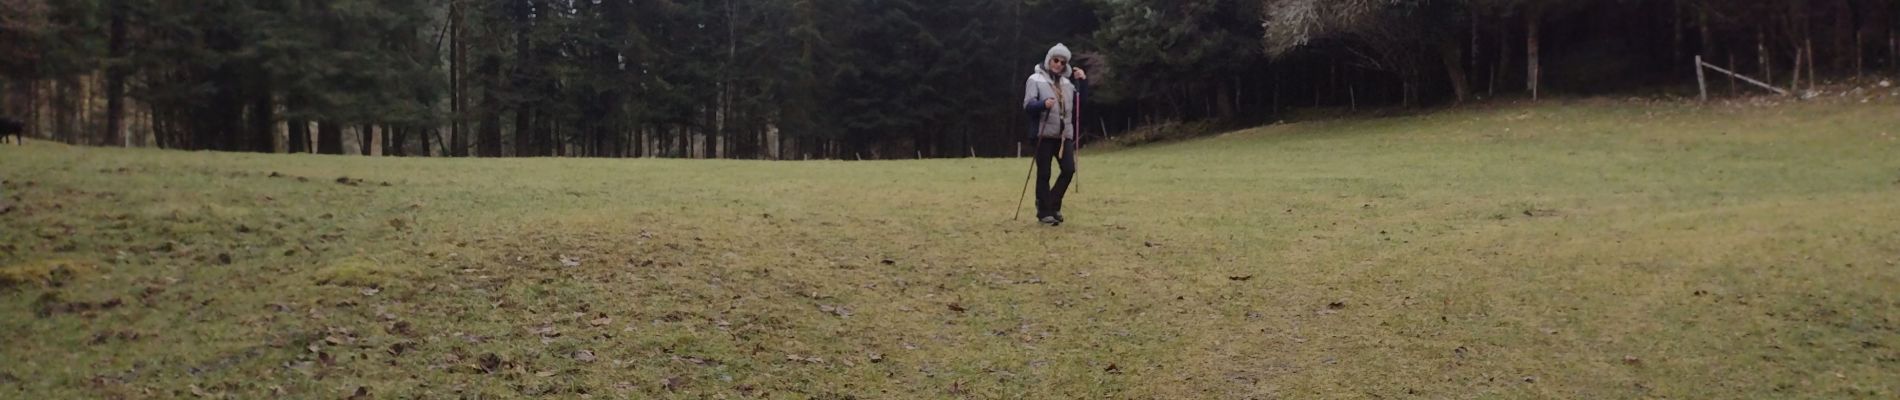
[3,98,1899,399]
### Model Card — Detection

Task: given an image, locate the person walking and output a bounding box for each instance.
[1022,43,1088,226]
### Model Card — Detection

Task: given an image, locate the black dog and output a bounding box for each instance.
[0,117,22,145]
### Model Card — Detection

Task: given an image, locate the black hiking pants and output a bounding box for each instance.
[1034,137,1076,219]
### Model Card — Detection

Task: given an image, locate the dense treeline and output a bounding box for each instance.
[1,0,1894,159]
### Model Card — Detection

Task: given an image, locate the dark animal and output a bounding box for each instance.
[0,117,22,145]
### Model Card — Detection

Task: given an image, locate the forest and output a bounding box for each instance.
[2,0,1894,159]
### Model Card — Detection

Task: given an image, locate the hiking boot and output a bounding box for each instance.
[1039,216,1061,226]
[1053,213,1065,223]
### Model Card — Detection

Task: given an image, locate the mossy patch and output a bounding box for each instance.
[310,255,418,289]
[0,259,98,289]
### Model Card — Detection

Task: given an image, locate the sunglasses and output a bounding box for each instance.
[1051,59,1067,65]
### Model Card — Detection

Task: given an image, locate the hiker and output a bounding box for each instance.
[1022,43,1088,226]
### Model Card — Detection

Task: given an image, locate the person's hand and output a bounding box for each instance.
[1072,68,1087,80]
[1044,98,1056,109]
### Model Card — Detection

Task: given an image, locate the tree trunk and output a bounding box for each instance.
[705,104,719,159]
[1699,3,1714,67]
[477,57,503,157]
[1792,40,1805,90]
[359,124,373,155]
[1442,40,1471,103]
[288,119,309,153]
[419,125,434,156]
[1806,34,1816,89]
[1493,15,1509,96]
[448,0,466,157]
[1673,0,1685,65]
[1526,9,1542,100]
[1833,0,1853,73]
[318,122,343,154]
[1855,29,1864,77]
[249,85,275,152]
[54,79,74,144]
[545,118,557,157]
[389,126,406,156]
[213,72,245,151]
[103,0,128,147]
[514,109,534,157]
[512,0,537,157]
[1470,12,1481,84]
[1760,30,1773,84]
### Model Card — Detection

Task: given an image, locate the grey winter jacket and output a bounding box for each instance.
[1023,44,1088,140]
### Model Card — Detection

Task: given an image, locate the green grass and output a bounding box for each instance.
[3,98,1898,399]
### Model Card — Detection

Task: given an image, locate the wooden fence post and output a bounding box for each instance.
[1696,55,1708,102]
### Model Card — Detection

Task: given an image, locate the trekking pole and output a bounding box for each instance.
[1072,137,1080,194]
[1071,88,1081,195]
[1013,139,1041,220]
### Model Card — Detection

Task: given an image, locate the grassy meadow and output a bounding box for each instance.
[3,98,1898,399]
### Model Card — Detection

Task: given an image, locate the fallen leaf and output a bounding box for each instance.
[818,304,853,317]
[559,255,582,268]
[589,314,612,327]
[575,349,597,362]
[388,320,413,336]
[869,353,885,363]
[1228,275,1253,281]
[359,287,381,296]
[947,303,966,313]
[478,353,503,373]
[1105,363,1122,374]
[1623,355,1641,365]
[536,370,557,377]
[387,341,414,356]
